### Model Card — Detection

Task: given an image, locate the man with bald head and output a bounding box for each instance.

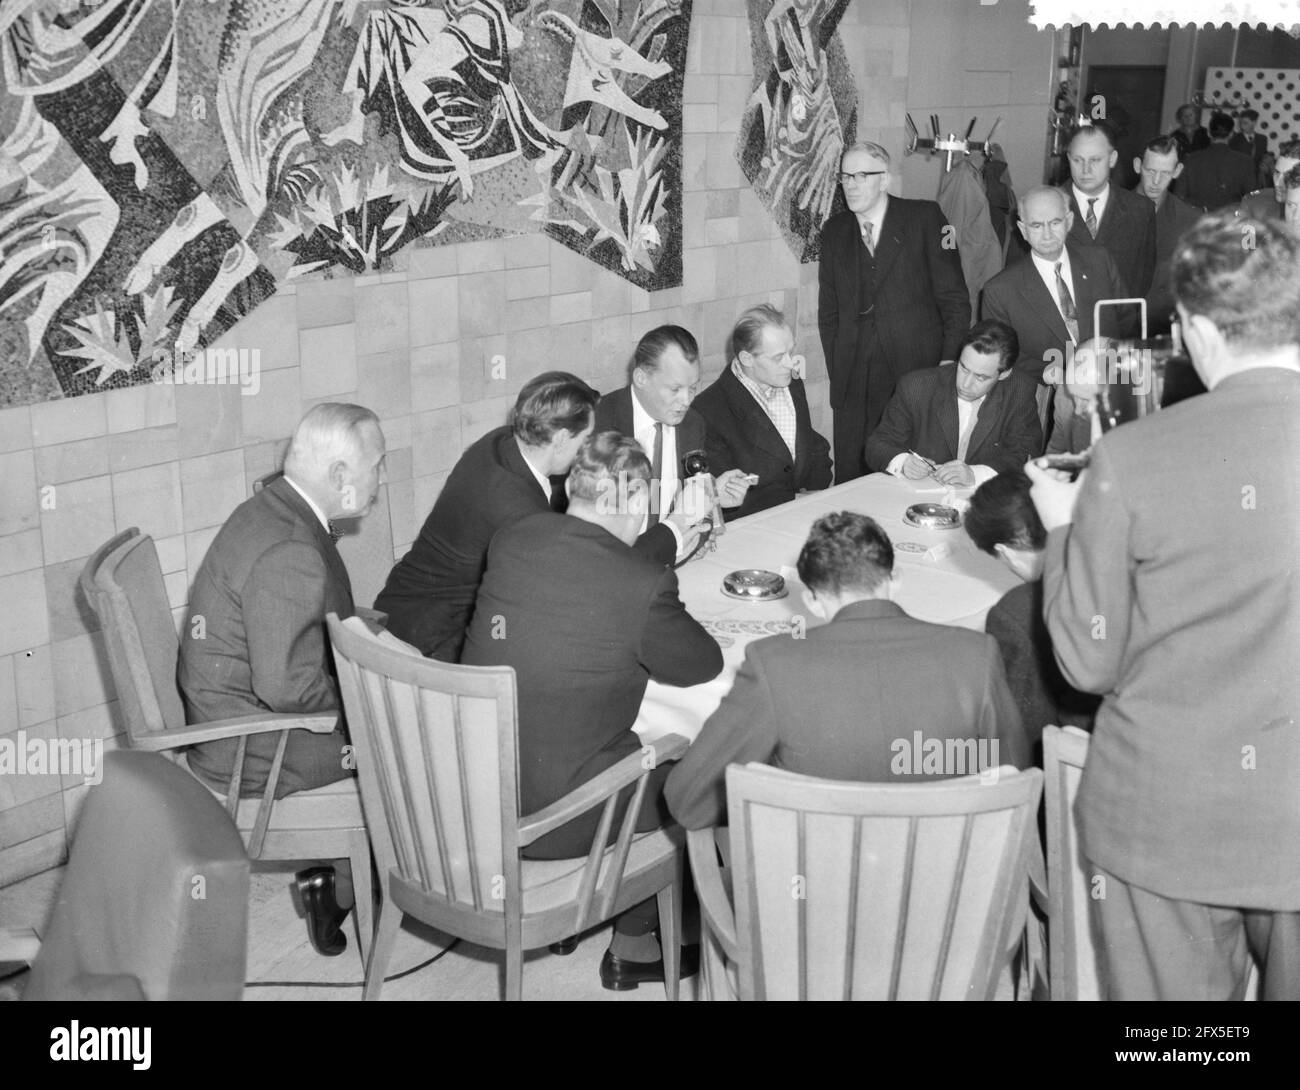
[981,185,1129,441]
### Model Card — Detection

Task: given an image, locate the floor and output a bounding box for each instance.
[0,863,698,1002]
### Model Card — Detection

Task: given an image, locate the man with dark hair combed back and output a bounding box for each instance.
[665,511,1030,831]
[1132,133,1201,334]
[1027,211,1300,999]
[462,431,721,991]
[375,371,598,661]
[1239,136,1300,222]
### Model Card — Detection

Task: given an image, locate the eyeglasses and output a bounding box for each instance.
[838,171,886,184]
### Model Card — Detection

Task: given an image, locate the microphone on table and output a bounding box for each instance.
[682,449,726,540]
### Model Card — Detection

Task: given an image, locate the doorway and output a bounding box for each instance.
[1084,66,1167,189]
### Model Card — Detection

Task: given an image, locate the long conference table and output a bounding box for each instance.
[633,472,1020,745]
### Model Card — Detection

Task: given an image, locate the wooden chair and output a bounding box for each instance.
[1041,725,1260,1001]
[687,763,1044,1000]
[327,614,690,1001]
[24,750,249,1000]
[79,528,373,962]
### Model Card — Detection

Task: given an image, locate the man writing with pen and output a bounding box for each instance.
[864,319,1042,486]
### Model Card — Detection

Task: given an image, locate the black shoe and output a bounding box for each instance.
[548,936,579,956]
[599,944,700,991]
[294,866,348,957]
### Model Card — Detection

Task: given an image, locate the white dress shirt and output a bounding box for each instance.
[855,193,888,252]
[284,476,331,533]
[630,387,685,551]
[885,392,997,486]
[1072,182,1109,231]
[1030,248,1079,343]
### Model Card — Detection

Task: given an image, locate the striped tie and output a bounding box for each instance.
[1086,198,1099,238]
[1055,262,1080,344]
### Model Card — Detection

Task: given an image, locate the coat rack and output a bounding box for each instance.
[905,114,1002,171]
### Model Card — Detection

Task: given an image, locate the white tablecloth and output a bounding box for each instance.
[633,473,1019,743]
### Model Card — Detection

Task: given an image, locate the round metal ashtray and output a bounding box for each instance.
[722,569,788,601]
[903,503,961,530]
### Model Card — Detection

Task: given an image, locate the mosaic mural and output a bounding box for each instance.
[735,0,856,264]
[0,0,691,407]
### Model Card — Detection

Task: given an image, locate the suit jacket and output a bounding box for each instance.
[817,201,970,415]
[691,366,831,519]
[1064,184,1156,299]
[1177,144,1257,211]
[984,580,1099,758]
[1043,368,1300,907]
[980,243,1130,385]
[375,426,552,661]
[461,512,722,857]
[1145,190,1202,333]
[864,364,1042,474]
[665,599,1030,830]
[178,476,353,795]
[1227,130,1267,170]
[1238,187,1283,222]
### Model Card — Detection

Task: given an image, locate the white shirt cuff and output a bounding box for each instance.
[886,452,909,476]
[970,464,998,486]
[665,518,686,556]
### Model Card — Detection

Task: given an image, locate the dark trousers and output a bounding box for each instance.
[1090,863,1300,1000]
[832,405,868,484]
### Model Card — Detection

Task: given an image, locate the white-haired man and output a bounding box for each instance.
[179,402,386,957]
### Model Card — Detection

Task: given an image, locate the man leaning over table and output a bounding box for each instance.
[461,432,722,991]
[691,303,832,519]
[864,318,1041,487]
[1025,212,1300,1000]
[595,324,752,558]
[665,512,1030,831]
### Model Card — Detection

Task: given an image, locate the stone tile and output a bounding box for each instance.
[411,407,463,478]
[104,382,176,433]
[300,324,358,399]
[706,189,740,218]
[682,133,708,191]
[456,239,507,273]
[356,281,409,355]
[384,447,412,484]
[33,436,109,485]
[683,103,718,132]
[164,568,189,611]
[683,190,708,246]
[356,348,412,419]
[502,296,550,333]
[591,271,630,320]
[379,414,412,456]
[0,450,38,537]
[175,380,244,458]
[0,530,43,577]
[717,76,752,127]
[13,645,53,727]
[0,654,13,732]
[154,533,187,575]
[0,405,33,453]
[106,424,180,473]
[0,721,64,813]
[550,249,594,295]
[180,450,246,534]
[51,631,114,716]
[550,291,593,325]
[409,276,459,346]
[296,276,356,329]
[217,293,299,372]
[503,233,551,267]
[29,395,107,447]
[240,368,303,444]
[458,271,506,338]
[39,475,114,566]
[505,265,549,301]
[386,478,415,553]
[591,313,633,375]
[0,570,47,656]
[0,825,65,886]
[411,473,449,524]
[410,343,461,413]
[114,461,184,540]
[547,322,595,380]
[706,135,742,189]
[684,73,719,104]
[705,216,739,245]
[184,526,221,581]
[459,396,513,449]
[408,243,459,279]
[43,555,99,642]
[683,247,718,305]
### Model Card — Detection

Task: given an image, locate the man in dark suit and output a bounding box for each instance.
[1177,112,1257,212]
[1132,135,1202,334]
[865,319,1041,486]
[691,303,831,519]
[1227,108,1267,179]
[1026,213,1300,999]
[375,373,600,661]
[981,185,1130,437]
[665,511,1029,830]
[964,469,1098,757]
[595,325,751,556]
[1237,137,1300,222]
[178,403,387,955]
[1063,121,1156,299]
[461,432,723,990]
[1170,103,1210,158]
[817,141,970,483]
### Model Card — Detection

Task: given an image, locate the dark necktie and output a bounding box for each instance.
[1086,198,1099,238]
[861,220,875,255]
[1054,261,1080,344]
[650,422,664,523]
[327,521,344,542]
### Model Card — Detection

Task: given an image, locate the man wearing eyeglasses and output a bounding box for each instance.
[1062,121,1156,300]
[817,141,969,483]
[981,185,1129,439]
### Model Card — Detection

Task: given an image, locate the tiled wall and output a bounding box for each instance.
[0,0,1052,887]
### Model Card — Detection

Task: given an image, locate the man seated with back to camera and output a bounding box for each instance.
[665,512,1030,831]
[964,469,1100,759]
[864,319,1042,486]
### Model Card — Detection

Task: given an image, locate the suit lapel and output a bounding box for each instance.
[1015,260,1070,343]
[936,373,960,458]
[269,477,354,606]
[965,378,1004,458]
[723,369,791,462]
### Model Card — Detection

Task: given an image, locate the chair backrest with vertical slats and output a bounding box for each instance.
[328,615,520,918]
[1042,725,1099,1000]
[81,529,187,739]
[725,763,1043,1001]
